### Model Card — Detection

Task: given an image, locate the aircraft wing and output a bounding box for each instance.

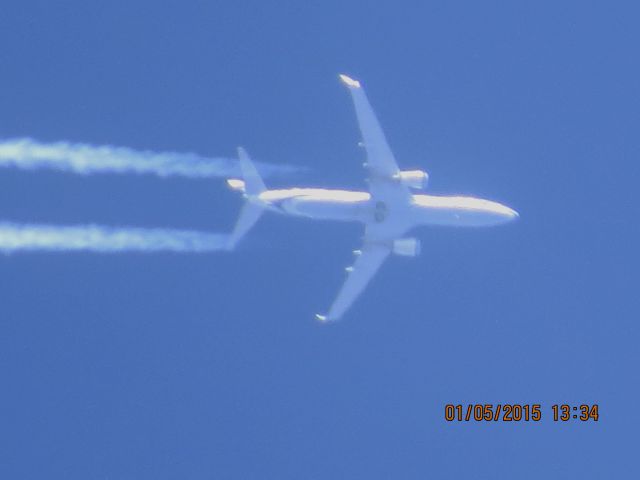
[339,74,411,204]
[316,242,391,322]
[316,76,416,321]
[316,222,409,322]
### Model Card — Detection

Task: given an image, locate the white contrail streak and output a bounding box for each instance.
[0,222,230,253]
[0,138,297,178]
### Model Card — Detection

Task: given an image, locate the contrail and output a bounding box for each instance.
[0,138,298,179]
[0,222,231,253]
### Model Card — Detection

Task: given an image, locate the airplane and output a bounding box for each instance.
[226,74,518,322]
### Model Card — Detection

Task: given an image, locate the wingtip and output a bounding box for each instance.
[339,74,361,88]
[315,313,341,324]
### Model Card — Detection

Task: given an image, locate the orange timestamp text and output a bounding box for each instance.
[444,404,599,422]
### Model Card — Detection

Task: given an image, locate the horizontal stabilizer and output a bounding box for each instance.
[226,178,246,192]
[227,201,265,249]
[226,147,267,248]
[238,147,266,196]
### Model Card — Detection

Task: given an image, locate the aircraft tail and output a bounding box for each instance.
[226,147,267,249]
[238,146,266,195]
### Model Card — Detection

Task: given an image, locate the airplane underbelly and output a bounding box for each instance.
[281,197,370,222]
[416,206,511,227]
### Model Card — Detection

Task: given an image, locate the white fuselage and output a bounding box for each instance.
[257,187,518,228]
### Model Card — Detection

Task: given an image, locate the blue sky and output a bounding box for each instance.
[1,1,638,478]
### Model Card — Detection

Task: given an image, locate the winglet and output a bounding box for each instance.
[339,74,361,89]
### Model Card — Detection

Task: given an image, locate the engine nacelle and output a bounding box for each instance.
[394,170,429,190]
[392,237,421,257]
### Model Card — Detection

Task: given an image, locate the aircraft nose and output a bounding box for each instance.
[506,207,519,221]
[492,202,518,223]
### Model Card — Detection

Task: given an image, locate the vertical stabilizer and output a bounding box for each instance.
[227,147,266,249]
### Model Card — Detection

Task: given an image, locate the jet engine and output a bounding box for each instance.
[394,170,429,189]
[392,237,421,257]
